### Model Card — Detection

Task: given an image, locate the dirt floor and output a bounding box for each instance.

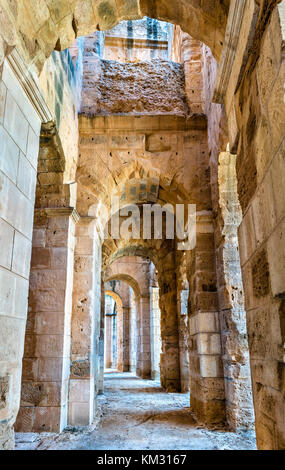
[15,371,257,450]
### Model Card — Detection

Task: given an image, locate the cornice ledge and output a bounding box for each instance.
[7,48,53,123]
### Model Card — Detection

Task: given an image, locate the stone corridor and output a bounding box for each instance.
[15,371,256,451]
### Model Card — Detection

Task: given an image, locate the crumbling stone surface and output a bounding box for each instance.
[81,59,189,116]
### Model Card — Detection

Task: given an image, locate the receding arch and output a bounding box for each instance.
[105,274,141,298]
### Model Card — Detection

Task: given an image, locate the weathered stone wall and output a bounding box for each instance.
[0,58,41,448]
[15,118,78,432]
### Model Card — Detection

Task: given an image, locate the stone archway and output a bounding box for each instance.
[0,0,285,450]
[104,289,123,370]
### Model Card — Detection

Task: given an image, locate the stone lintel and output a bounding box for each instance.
[35,207,80,224]
[79,113,207,133]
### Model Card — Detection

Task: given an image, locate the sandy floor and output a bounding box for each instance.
[15,371,257,450]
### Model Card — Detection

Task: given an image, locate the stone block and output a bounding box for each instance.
[20,381,61,407]
[12,231,32,279]
[37,358,64,382]
[0,266,28,318]
[31,288,66,313]
[270,137,285,223]
[200,355,223,378]
[69,402,90,426]
[33,406,61,432]
[4,92,29,153]
[197,333,221,355]
[69,378,91,403]
[26,127,40,170]
[32,229,46,248]
[267,60,285,155]
[0,171,34,239]
[31,247,51,269]
[17,152,37,200]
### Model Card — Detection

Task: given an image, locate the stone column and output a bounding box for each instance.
[68,217,101,426]
[129,289,137,373]
[150,287,161,380]
[16,207,78,433]
[159,252,181,392]
[187,213,226,425]
[105,315,113,369]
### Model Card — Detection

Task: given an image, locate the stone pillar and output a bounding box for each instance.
[137,296,151,379]
[68,217,101,426]
[150,287,161,380]
[215,151,255,430]
[187,213,226,425]
[105,315,113,369]
[159,252,181,392]
[115,282,130,372]
[112,314,117,367]
[0,56,43,449]
[16,207,78,433]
